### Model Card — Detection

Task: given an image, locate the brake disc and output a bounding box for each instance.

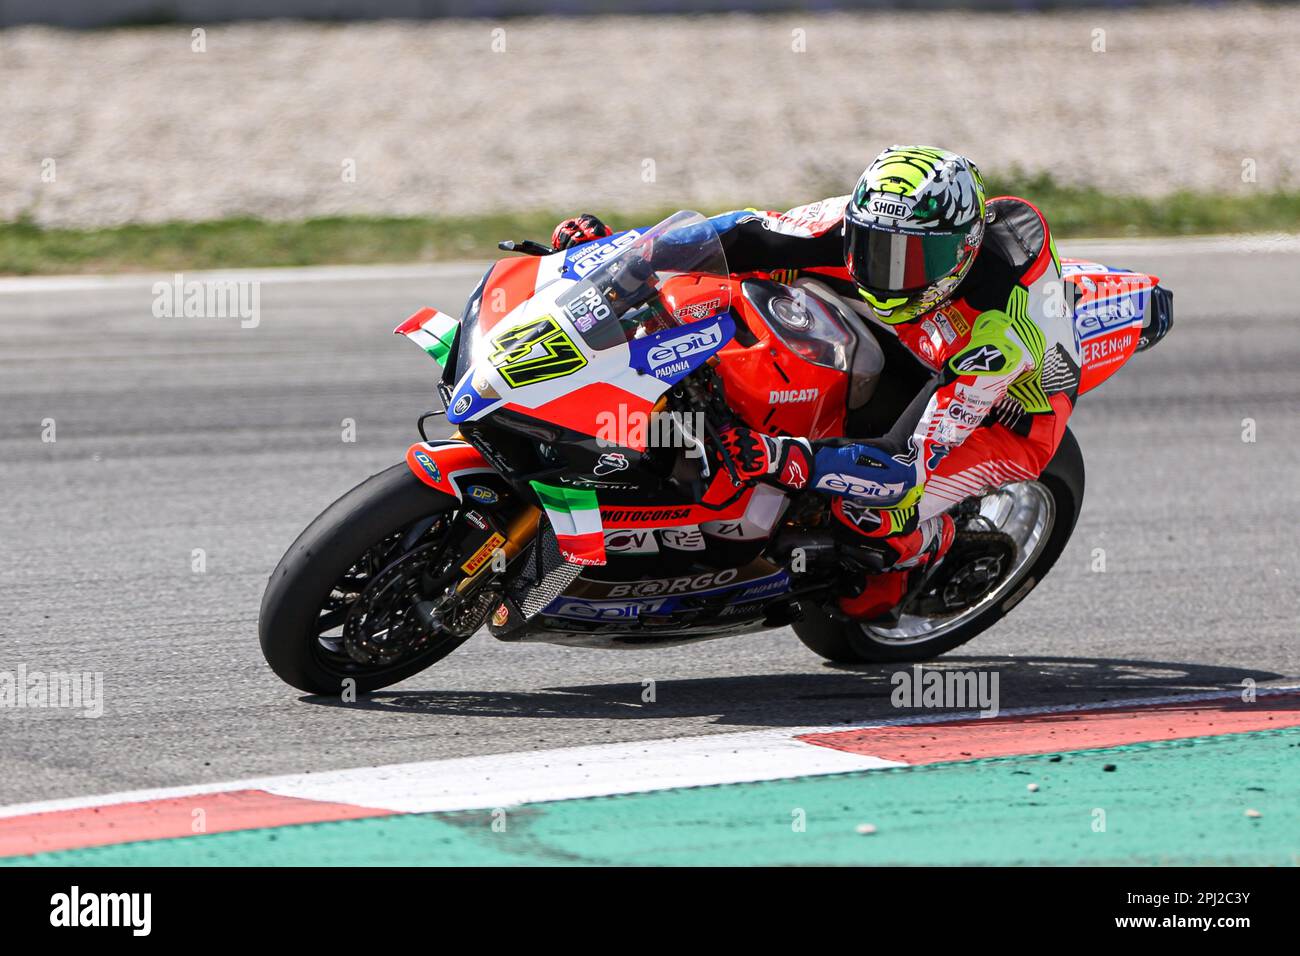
[910,530,1017,618]
[342,541,459,665]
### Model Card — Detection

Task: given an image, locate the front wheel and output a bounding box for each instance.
[259,463,479,694]
[794,427,1085,664]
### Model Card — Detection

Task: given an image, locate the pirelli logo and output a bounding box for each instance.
[940,306,970,336]
[461,532,506,576]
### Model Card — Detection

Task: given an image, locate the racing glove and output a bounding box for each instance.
[551,214,613,250]
[704,427,813,503]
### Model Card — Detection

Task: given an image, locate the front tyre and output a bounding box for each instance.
[259,463,470,694]
[794,427,1085,664]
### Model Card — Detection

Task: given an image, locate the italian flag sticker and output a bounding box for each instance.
[395,307,459,368]
[529,481,606,566]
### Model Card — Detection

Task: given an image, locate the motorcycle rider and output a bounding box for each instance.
[551,145,1079,620]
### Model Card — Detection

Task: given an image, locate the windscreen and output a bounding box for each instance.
[559,210,731,351]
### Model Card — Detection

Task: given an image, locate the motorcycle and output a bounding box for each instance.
[259,210,1173,694]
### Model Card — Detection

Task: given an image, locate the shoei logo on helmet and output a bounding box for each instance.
[867,195,913,220]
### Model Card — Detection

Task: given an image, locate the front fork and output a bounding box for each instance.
[453,504,540,597]
[404,436,545,622]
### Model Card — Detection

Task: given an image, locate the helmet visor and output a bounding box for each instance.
[845,220,971,295]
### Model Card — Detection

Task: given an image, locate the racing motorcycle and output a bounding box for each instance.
[259,211,1173,694]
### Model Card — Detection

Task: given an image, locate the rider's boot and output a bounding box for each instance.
[833,505,956,621]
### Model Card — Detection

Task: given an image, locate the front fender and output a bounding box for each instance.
[405,440,502,504]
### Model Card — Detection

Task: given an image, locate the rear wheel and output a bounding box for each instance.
[259,464,482,694]
[794,428,1085,664]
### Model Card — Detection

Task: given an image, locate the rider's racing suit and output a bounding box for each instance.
[702,195,1081,616]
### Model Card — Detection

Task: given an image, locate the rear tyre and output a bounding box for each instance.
[259,464,469,694]
[794,428,1085,664]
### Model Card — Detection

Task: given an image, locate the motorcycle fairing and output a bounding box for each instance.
[404,440,498,502]
[719,288,854,440]
[539,562,792,625]
[1062,258,1160,396]
[505,383,656,452]
[468,230,646,343]
[445,249,584,367]
[446,282,670,432]
[599,487,758,528]
[370,212,1181,656]
[527,482,765,569]
[455,217,735,431]
[604,528,662,554]
[701,483,789,540]
[446,374,502,424]
[627,312,734,386]
[476,255,555,337]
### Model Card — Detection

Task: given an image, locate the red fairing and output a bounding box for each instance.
[716,289,849,440]
[404,441,494,500]
[657,273,735,328]
[478,257,542,336]
[504,382,655,452]
[1068,268,1159,396]
[599,488,758,529]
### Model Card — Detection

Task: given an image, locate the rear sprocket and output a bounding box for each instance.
[909,530,1017,618]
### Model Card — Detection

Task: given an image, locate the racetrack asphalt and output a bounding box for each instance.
[2,236,1298,806]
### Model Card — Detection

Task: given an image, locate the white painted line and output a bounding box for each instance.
[0,728,895,820]
[1062,233,1300,257]
[1,233,1295,295]
[263,729,899,813]
[1,685,1293,821]
[0,261,489,294]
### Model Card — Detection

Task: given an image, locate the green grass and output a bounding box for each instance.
[0,210,640,277]
[987,172,1300,238]
[3,179,1297,275]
